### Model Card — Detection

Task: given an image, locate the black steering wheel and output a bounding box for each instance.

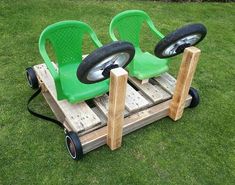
[77,41,135,84]
[155,23,207,58]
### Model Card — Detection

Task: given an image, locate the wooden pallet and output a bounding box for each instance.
[34,64,174,133]
[33,47,201,154]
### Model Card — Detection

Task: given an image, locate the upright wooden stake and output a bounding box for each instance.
[107,68,128,150]
[169,47,201,121]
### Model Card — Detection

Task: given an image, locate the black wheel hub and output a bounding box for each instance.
[175,43,191,53]
[65,132,83,160]
[25,67,39,89]
[102,64,119,78]
[67,137,76,158]
[26,72,32,87]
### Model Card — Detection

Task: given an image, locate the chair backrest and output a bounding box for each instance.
[109,10,153,49]
[39,21,100,67]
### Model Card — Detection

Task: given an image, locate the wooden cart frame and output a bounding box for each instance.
[33,47,201,155]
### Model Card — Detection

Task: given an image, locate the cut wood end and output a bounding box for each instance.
[185,46,201,53]
[111,68,128,77]
[141,79,149,84]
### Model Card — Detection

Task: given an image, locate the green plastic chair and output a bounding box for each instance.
[39,21,109,103]
[109,10,169,80]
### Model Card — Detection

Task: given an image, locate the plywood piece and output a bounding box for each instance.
[169,47,201,121]
[129,77,170,103]
[154,72,176,95]
[33,64,101,133]
[107,68,128,150]
[81,95,192,154]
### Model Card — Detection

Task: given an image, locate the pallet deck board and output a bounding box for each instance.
[94,83,150,118]
[81,95,192,154]
[154,72,176,95]
[34,64,102,133]
[125,84,150,112]
[128,77,171,103]
[94,94,129,117]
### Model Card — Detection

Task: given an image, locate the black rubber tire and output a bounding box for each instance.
[189,87,200,108]
[65,132,83,160]
[155,23,207,58]
[77,41,135,84]
[26,67,39,89]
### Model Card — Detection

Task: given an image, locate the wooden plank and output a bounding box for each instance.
[91,107,107,125]
[94,84,150,117]
[169,47,201,121]
[107,68,128,150]
[125,84,150,112]
[77,108,107,136]
[94,94,129,117]
[129,77,171,103]
[42,91,65,123]
[162,73,177,84]
[154,72,176,95]
[33,64,101,133]
[152,84,172,101]
[41,90,73,132]
[80,95,192,154]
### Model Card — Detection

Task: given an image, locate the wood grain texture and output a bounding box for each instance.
[154,72,176,95]
[107,68,128,150]
[125,84,150,112]
[129,77,171,103]
[93,83,149,118]
[33,64,101,133]
[33,57,196,154]
[94,94,129,117]
[169,47,201,121]
[80,95,192,154]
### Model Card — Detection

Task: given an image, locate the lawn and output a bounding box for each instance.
[0,1,235,184]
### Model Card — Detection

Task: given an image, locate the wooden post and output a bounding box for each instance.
[107,68,128,150]
[169,47,201,121]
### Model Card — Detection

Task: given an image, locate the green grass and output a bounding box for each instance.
[0,1,235,184]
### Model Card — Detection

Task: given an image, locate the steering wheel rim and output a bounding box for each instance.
[155,23,207,58]
[86,52,130,82]
[77,41,135,84]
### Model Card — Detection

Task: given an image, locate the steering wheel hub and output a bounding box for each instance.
[102,64,119,78]
[175,43,191,53]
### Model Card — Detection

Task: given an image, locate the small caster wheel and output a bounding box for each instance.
[65,131,83,160]
[189,87,200,108]
[26,67,39,89]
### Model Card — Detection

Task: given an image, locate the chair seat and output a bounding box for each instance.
[126,52,169,80]
[60,64,109,103]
